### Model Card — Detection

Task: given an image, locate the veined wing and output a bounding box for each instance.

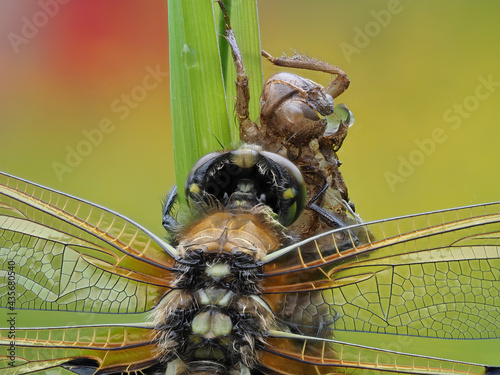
[0,323,158,374]
[258,330,499,375]
[0,172,176,314]
[261,203,500,341]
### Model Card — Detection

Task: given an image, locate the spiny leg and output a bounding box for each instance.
[305,182,345,229]
[261,50,350,99]
[306,182,359,250]
[162,185,179,234]
[217,1,259,142]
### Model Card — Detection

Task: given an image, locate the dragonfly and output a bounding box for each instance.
[1,157,500,374]
[1,3,500,375]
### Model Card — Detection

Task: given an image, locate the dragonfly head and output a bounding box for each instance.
[185,145,306,226]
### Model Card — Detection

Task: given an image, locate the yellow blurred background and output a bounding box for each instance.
[1,0,499,365]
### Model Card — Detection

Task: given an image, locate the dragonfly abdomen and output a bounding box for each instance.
[153,210,283,374]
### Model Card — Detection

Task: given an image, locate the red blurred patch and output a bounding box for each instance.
[44,1,168,90]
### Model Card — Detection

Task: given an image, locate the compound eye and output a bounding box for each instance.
[260,151,306,226]
[184,147,306,227]
[184,151,222,205]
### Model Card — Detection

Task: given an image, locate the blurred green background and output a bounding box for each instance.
[1,0,499,366]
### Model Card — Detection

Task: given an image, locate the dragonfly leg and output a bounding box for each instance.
[305,182,345,229]
[217,0,260,143]
[162,185,179,234]
[261,50,350,99]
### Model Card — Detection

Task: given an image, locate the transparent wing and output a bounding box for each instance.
[0,172,176,314]
[262,203,500,341]
[258,330,497,375]
[0,324,159,374]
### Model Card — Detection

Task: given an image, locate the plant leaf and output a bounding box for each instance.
[168,0,262,204]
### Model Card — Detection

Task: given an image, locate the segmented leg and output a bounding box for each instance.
[306,182,345,229]
[261,50,350,99]
[162,186,179,235]
[218,1,259,142]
